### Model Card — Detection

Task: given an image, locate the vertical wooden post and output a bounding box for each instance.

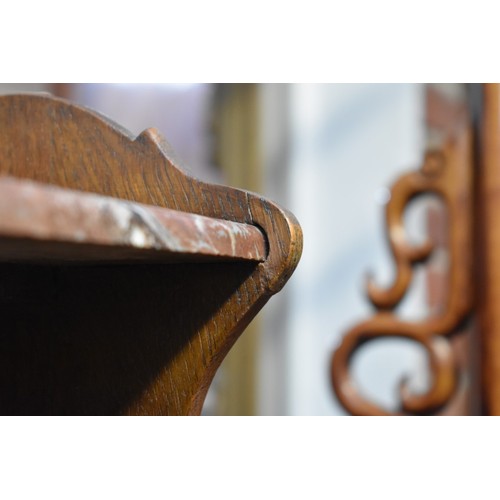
[478,83,500,415]
[425,84,478,415]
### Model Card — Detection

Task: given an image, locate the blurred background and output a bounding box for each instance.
[0,83,476,415]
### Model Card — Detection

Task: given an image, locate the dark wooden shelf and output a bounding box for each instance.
[0,93,302,415]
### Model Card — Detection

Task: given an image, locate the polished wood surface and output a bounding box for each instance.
[0,176,266,263]
[477,83,500,415]
[331,126,473,415]
[0,94,302,415]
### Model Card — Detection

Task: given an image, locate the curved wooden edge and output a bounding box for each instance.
[331,314,456,416]
[367,152,443,310]
[0,94,303,293]
[331,126,473,416]
[143,127,304,295]
[0,175,268,263]
[0,94,303,415]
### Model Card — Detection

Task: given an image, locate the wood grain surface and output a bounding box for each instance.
[0,94,302,415]
[477,83,500,415]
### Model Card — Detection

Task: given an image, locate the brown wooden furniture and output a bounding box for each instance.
[477,83,500,416]
[331,129,473,415]
[330,83,500,416]
[0,94,302,415]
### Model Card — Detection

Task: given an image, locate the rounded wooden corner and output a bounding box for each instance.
[0,93,303,415]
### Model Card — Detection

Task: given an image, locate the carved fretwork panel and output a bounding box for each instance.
[330,125,473,416]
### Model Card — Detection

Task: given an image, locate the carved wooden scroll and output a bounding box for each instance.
[330,126,473,415]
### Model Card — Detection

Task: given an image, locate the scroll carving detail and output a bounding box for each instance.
[330,127,473,415]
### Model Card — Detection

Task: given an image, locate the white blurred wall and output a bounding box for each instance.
[259,83,428,415]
